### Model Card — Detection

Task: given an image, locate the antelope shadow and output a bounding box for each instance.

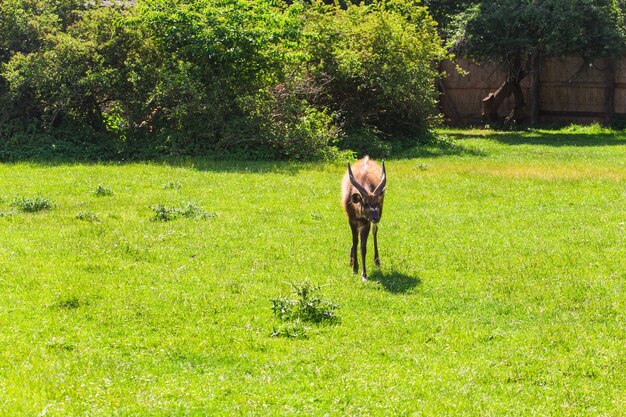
[368,270,421,294]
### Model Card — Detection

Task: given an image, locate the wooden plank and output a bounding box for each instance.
[439,56,626,125]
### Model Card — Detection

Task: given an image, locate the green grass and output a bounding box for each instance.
[0,126,625,416]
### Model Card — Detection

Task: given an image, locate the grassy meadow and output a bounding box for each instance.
[0,126,625,416]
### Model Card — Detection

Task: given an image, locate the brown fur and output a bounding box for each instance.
[341,156,386,280]
[341,156,384,217]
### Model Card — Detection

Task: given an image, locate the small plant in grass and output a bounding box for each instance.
[51,296,83,310]
[270,282,339,338]
[270,320,308,339]
[45,337,75,352]
[151,202,216,221]
[151,204,177,221]
[162,181,182,190]
[12,196,54,212]
[178,202,216,220]
[0,209,16,217]
[93,184,113,197]
[76,211,100,222]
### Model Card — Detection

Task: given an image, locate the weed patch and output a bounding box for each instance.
[151,202,216,222]
[162,181,182,190]
[45,338,76,352]
[270,321,308,339]
[271,282,339,339]
[12,196,54,212]
[51,296,83,310]
[93,184,113,197]
[0,210,16,217]
[76,211,100,222]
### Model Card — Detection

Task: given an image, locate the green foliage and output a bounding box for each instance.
[1,3,137,131]
[299,1,445,137]
[0,127,121,162]
[423,0,479,37]
[339,127,393,158]
[0,0,88,62]
[11,195,54,212]
[271,281,339,338]
[248,89,347,161]
[76,210,100,222]
[93,184,113,197]
[0,0,444,161]
[450,0,626,73]
[151,202,216,221]
[127,0,311,157]
[162,181,182,190]
[271,282,339,324]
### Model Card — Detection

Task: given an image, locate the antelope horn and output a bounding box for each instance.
[348,163,370,197]
[373,160,386,196]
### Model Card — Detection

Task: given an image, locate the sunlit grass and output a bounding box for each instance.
[432,162,626,181]
[0,127,625,415]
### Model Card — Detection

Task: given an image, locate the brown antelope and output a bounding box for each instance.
[341,156,386,281]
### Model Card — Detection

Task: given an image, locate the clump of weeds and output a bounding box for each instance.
[270,321,308,339]
[270,282,339,339]
[151,202,216,222]
[162,181,182,190]
[93,184,113,197]
[50,296,84,310]
[12,196,54,213]
[76,211,100,222]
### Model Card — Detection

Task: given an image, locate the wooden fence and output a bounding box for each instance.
[439,57,626,125]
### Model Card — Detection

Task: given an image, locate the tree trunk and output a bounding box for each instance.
[481,79,525,125]
[504,81,525,125]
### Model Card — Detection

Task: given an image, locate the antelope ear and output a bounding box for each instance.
[351,193,362,204]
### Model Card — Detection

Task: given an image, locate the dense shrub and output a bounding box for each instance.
[0,0,445,161]
[1,2,140,159]
[301,1,444,136]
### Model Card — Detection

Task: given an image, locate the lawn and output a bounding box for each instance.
[0,126,625,416]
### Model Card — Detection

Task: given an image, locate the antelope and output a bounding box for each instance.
[341,156,386,281]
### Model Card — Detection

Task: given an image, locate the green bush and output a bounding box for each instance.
[0,0,445,161]
[2,3,134,129]
[245,88,347,161]
[338,127,393,158]
[129,0,290,152]
[300,1,445,138]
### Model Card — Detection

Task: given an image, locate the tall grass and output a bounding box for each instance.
[0,128,624,415]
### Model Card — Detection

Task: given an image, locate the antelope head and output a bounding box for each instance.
[347,160,386,224]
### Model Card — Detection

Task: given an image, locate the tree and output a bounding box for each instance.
[450,0,626,125]
[0,0,101,128]
[300,0,445,138]
[422,0,479,37]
